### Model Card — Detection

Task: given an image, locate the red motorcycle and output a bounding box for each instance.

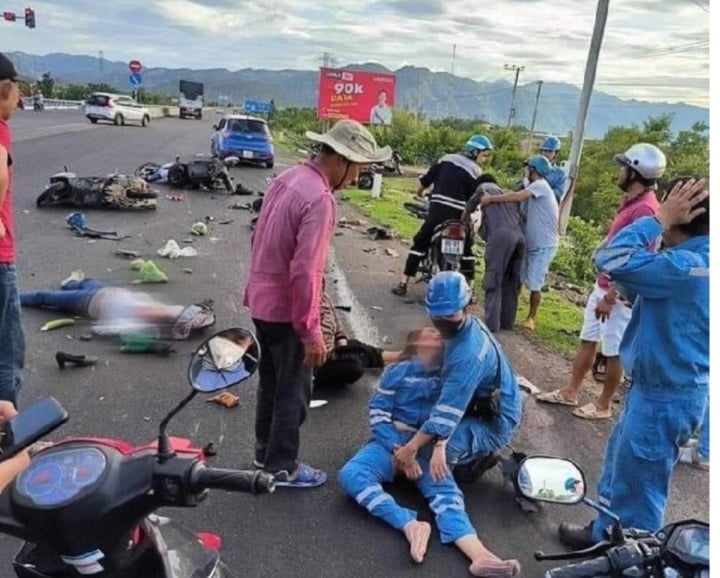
[0,327,274,578]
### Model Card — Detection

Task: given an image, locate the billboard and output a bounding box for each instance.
[317,67,396,125]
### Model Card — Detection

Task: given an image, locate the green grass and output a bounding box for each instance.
[344,176,584,357]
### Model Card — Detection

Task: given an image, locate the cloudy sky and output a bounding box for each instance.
[2,0,710,105]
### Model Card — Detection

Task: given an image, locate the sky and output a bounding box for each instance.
[1,0,710,106]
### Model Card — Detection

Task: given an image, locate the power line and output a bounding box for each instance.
[688,0,709,13]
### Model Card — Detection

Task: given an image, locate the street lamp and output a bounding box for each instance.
[504,64,525,128]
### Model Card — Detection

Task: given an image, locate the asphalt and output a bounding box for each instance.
[0,109,709,577]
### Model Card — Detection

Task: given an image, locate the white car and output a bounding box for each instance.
[84,93,151,127]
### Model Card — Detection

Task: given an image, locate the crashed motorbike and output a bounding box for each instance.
[3,327,275,578]
[135,156,250,195]
[37,168,158,210]
[516,456,709,578]
[356,151,403,190]
[402,197,470,284]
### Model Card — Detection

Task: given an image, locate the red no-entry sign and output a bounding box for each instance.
[128,60,142,73]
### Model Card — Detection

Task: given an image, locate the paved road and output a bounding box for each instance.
[0,114,708,577]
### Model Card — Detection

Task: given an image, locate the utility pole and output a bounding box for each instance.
[527,81,544,154]
[98,50,104,78]
[451,44,456,75]
[505,64,525,128]
[559,0,610,234]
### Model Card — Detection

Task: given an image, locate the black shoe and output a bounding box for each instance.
[558,523,596,550]
[55,351,98,369]
[391,283,408,297]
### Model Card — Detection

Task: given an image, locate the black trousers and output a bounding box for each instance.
[314,339,384,389]
[483,230,525,332]
[253,319,313,474]
[403,204,475,281]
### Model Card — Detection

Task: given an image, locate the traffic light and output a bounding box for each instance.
[24,7,35,28]
[3,11,16,21]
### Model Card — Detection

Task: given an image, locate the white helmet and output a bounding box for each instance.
[613,143,667,180]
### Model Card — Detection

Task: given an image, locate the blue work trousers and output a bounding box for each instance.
[20,278,104,316]
[338,440,475,544]
[445,414,518,466]
[0,264,24,406]
[698,398,709,460]
[591,384,707,541]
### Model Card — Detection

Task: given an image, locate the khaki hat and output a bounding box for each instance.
[306,120,392,164]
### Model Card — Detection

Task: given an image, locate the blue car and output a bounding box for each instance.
[210,114,274,169]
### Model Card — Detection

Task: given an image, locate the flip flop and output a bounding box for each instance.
[572,402,612,420]
[273,463,328,488]
[536,389,579,407]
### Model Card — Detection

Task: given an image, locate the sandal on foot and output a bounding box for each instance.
[536,389,578,407]
[273,463,327,488]
[519,318,535,332]
[679,443,709,471]
[572,402,612,420]
[392,283,408,297]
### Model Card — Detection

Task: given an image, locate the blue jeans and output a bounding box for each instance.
[20,279,104,316]
[0,264,24,406]
[521,246,557,292]
[591,384,707,541]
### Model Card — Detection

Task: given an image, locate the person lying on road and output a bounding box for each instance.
[393,272,523,481]
[338,328,521,577]
[19,271,215,340]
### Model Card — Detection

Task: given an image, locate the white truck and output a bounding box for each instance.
[178,80,204,120]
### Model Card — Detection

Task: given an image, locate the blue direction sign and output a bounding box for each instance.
[243,99,272,114]
[129,72,143,87]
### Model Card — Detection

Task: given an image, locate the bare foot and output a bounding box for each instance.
[469,554,522,577]
[403,521,432,564]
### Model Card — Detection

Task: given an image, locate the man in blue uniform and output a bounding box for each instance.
[558,177,709,547]
[394,271,523,478]
[392,135,493,297]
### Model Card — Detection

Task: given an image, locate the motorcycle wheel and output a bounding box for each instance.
[357,173,374,190]
[36,182,66,208]
[167,164,187,188]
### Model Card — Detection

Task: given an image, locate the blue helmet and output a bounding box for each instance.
[464,134,494,155]
[540,135,562,152]
[565,477,581,491]
[425,272,472,318]
[525,155,552,179]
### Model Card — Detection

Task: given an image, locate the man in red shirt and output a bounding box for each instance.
[0,53,23,407]
[537,143,666,419]
[244,120,390,488]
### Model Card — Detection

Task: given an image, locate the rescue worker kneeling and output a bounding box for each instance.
[338,327,521,577]
[393,272,523,476]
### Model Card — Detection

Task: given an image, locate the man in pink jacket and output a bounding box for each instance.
[244,120,390,488]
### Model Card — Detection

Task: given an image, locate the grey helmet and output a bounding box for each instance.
[613,143,667,180]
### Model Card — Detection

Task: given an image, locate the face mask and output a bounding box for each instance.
[431,317,465,339]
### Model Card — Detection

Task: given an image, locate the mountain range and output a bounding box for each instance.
[8,51,708,138]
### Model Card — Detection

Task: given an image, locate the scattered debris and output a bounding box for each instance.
[371,306,383,311]
[120,335,175,355]
[115,249,141,259]
[56,351,98,370]
[382,336,392,344]
[516,376,541,396]
[366,226,393,241]
[183,268,193,274]
[206,392,240,409]
[191,222,209,236]
[335,305,352,312]
[41,318,76,332]
[182,238,194,244]
[165,194,184,201]
[334,232,344,237]
[79,333,93,341]
[157,239,198,259]
[134,260,169,284]
[229,202,252,210]
[363,247,379,256]
[218,220,234,225]
[339,217,367,227]
[310,400,328,409]
[385,248,400,257]
[203,442,218,457]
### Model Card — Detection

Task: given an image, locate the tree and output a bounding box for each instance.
[37,73,54,98]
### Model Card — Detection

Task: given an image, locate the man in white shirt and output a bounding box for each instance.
[370,90,392,125]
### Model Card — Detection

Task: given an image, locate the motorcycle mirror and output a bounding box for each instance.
[187,328,260,394]
[516,456,586,505]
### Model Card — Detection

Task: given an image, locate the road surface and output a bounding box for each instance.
[1,110,708,577]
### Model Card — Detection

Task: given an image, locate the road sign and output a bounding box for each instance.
[129,73,142,87]
[128,60,142,73]
[243,99,273,114]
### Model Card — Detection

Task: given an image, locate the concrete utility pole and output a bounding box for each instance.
[559,0,610,234]
[451,44,457,75]
[527,81,544,154]
[505,64,525,128]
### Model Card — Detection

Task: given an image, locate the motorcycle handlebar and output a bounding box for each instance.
[546,556,612,578]
[192,467,276,495]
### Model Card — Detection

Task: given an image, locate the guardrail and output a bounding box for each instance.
[22,98,83,110]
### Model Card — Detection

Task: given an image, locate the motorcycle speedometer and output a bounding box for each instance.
[658,520,709,571]
[16,447,108,507]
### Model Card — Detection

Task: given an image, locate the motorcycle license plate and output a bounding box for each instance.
[441,239,464,255]
[242,151,254,159]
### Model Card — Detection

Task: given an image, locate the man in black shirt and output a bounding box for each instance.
[392,135,493,297]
